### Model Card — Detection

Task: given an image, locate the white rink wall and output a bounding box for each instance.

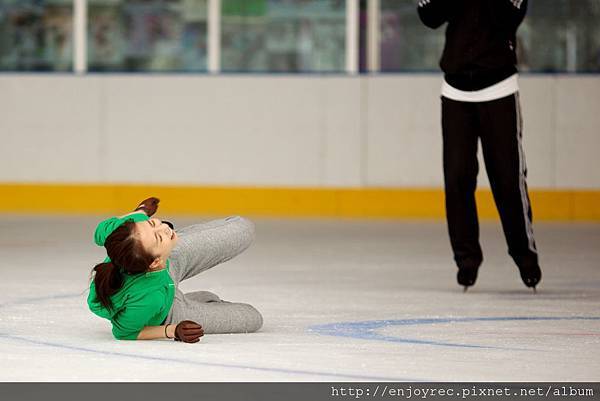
[0,74,598,189]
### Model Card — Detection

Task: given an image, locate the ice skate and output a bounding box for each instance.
[518,264,542,292]
[457,265,478,291]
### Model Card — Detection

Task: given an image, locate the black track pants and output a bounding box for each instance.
[441,93,539,271]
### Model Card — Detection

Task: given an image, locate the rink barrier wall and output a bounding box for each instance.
[0,183,598,221]
[1,75,599,190]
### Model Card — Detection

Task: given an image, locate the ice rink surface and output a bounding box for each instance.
[0,215,599,381]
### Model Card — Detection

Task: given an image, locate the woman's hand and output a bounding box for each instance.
[174,320,204,343]
[134,197,160,217]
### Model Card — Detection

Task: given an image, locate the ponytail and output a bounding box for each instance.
[90,221,155,311]
[92,261,123,311]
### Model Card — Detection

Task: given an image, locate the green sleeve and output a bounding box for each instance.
[94,212,149,246]
[111,292,164,340]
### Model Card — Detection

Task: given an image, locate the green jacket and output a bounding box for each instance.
[87,213,176,340]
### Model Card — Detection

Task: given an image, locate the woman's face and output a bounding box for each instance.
[134,218,178,264]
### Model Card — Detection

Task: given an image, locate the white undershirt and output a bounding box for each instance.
[441,73,519,102]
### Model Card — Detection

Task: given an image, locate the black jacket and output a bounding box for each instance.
[417,0,528,91]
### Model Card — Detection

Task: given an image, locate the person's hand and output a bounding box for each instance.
[174,320,204,343]
[134,197,160,217]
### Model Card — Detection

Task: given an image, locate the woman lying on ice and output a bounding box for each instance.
[87,197,262,343]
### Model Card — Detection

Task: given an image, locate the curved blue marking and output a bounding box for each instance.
[0,333,424,382]
[0,293,427,381]
[308,317,600,351]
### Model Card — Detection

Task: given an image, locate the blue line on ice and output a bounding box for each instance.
[308,317,600,351]
[0,293,426,381]
[0,333,425,382]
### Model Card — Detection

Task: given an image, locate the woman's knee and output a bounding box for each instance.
[226,216,255,250]
[186,290,221,303]
[240,303,263,333]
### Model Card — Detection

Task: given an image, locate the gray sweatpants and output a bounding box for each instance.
[164,216,263,334]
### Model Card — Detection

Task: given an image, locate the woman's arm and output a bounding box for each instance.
[417,0,454,29]
[489,0,528,32]
[136,321,204,342]
[136,324,177,340]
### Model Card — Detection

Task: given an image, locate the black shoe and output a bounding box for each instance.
[457,265,479,291]
[518,264,542,290]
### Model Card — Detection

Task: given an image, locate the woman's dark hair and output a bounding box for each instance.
[91,221,155,311]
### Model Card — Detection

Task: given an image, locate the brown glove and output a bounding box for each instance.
[174,320,204,343]
[134,197,160,217]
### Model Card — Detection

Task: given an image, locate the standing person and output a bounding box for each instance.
[417,0,541,291]
[88,197,263,342]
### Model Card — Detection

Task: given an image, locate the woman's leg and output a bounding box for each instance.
[167,216,255,285]
[478,93,541,287]
[441,97,484,280]
[165,289,263,334]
